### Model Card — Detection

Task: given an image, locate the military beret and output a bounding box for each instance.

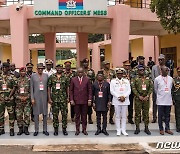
[177,67,180,72]
[97,71,104,75]
[64,61,72,65]
[26,63,34,68]
[116,69,124,74]
[82,58,89,63]
[45,59,53,64]
[56,64,63,67]
[123,60,131,66]
[19,67,26,72]
[138,65,145,70]
[103,60,110,65]
[37,63,44,69]
[138,56,145,60]
[2,62,10,67]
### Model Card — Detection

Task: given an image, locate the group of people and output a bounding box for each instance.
[0,54,180,138]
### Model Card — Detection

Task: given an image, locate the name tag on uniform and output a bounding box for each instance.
[165,87,169,93]
[142,84,146,91]
[106,79,110,83]
[98,92,103,98]
[39,83,44,91]
[20,87,25,94]
[56,83,60,90]
[120,87,124,91]
[2,84,7,90]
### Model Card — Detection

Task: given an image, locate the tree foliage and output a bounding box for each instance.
[88,34,104,43]
[150,0,180,34]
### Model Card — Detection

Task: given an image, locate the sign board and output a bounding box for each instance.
[34,0,108,17]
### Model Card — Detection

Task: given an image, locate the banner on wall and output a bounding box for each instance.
[34,0,108,17]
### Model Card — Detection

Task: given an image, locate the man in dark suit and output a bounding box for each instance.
[92,71,111,136]
[70,67,92,136]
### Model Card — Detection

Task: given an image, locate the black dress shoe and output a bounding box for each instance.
[0,129,5,135]
[176,129,180,133]
[128,119,134,124]
[10,129,15,136]
[134,128,140,135]
[63,129,68,136]
[109,118,115,125]
[82,130,88,135]
[95,129,101,135]
[88,119,93,124]
[102,129,109,136]
[33,132,38,136]
[152,119,156,123]
[75,131,80,136]
[43,131,49,136]
[17,127,23,136]
[144,127,151,135]
[54,128,58,136]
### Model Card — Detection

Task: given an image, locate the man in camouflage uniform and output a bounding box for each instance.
[0,62,16,136]
[102,60,116,124]
[131,65,153,135]
[172,67,180,132]
[26,62,35,122]
[82,58,95,124]
[131,56,151,79]
[123,60,134,124]
[15,67,31,135]
[64,61,76,122]
[48,64,69,136]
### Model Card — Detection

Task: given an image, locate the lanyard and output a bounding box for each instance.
[98,81,103,91]
[162,76,168,86]
[117,78,123,87]
[38,74,43,82]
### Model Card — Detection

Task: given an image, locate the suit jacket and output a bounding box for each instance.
[70,76,92,104]
[92,81,111,111]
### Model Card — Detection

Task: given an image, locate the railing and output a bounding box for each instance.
[29,34,76,44]
[1,0,150,8]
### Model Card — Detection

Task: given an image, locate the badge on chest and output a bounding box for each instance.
[142,84,146,91]
[2,84,7,90]
[20,87,25,94]
[39,82,44,91]
[120,87,124,92]
[98,91,103,98]
[56,83,61,90]
[165,87,169,93]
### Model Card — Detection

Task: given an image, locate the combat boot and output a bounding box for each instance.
[54,128,58,136]
[17,127,23,136]
[144,126,151,135]
[0,129,5,135]
[10,129,15,136]
[24,127,30,135]
[63,128,68,136]
[134,126,140,135]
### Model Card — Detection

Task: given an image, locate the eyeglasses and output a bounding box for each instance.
[158,59,163,61]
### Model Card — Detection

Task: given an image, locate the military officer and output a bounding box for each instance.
[0,62,16,136]
[172,67,180,132]
[82,58,95,124]
[64,61,76,122]
[102,60,116,125]
[131,56,151,79]
[131,65,153,135]
[15,67,31,136]
[123,60,134,124]
[48,64,69,136]
[26,62,35,122]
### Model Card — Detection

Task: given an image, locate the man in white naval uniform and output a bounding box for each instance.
[110,69,131,136]
[154,66,174,135]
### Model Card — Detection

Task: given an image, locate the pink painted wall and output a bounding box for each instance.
[92,43,100,73]
[9,5,29,67]
[76,32,88,67]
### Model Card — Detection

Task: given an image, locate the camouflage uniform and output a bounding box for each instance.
[172,76,180,131]
[84,68,95,122]
[131,65,151,79]
[0,73,16,131]
[131,75,153,127]
[15,76,31,128]
[48,73,69,129]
